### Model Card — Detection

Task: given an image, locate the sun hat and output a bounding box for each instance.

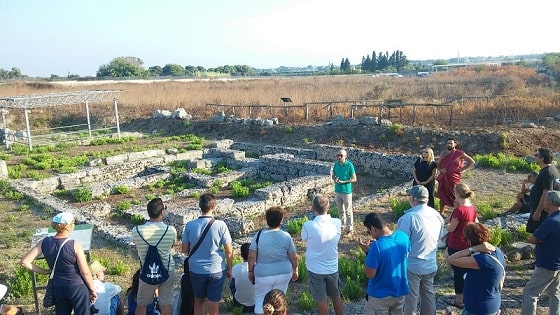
[406,185,429,201]
[89,260,107,274]
[52,212,74,224]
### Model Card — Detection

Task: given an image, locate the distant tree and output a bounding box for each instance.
[371,51,378,71]
[196,66,206,72]
[97,57,145,77]
[377,52,389,70]
[208,65,254,76]
[433,59,448,65]
[339,58,351,73]
[542,53,560,73]
[7,67,22,79]
[148,65,162,76]
[184,65,197,75]
[394,50,408,71]
[162,64,185,76]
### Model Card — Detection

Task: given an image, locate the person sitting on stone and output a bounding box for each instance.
[506,171,538,214]
[90,260,124,315]
[229,243,255,313]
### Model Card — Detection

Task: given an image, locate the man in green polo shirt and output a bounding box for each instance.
[330,149,357,237]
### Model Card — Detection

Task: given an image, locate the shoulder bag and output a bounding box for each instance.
[43,238,71,308]
[181,219,214,315]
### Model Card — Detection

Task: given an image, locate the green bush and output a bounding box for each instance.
[115,200,132,212]
[286,217,308,235]
[477,203,498,220]
[490,225,513,246]
[131,214,145,224]
[297,291,315,311]
[73,186,93,202]
[473,153,540,172]
[229,181,250,198]
[209,186,220,194]
[215,162,231,174]
[113,185,130,195]
[328,206,339,218]
[298,257,308,282]
[108,261,130,275]
[9,266,33,298]
[341,277,364,301]
[8,164,27,179]
[390,198,410,219]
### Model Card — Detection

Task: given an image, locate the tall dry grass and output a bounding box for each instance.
[0,66,558,130]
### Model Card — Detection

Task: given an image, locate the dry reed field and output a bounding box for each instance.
[1,66,558,131]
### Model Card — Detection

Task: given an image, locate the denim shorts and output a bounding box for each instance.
[190,271,226,302]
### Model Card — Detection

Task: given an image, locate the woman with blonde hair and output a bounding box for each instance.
[19,213,97,315]
[445,184,478,309]
[412,147,438,208]
[262,289,287,315]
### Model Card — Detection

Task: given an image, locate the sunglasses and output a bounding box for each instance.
[421,151,428,154]
[337,154,343,157]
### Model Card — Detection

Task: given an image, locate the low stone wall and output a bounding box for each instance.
[231,142,416,180]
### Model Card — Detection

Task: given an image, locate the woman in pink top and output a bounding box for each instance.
[445,183,478,309]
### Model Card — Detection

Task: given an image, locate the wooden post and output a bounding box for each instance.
[305,104,309,121]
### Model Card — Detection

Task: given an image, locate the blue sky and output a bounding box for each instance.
[1,0,557,77]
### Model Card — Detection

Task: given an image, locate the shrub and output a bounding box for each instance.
[113,185,130,195]
[328,206,339,218]
[209,186,220,194]
[297,291,315,311]
[490,225,513,246]
[477,203,498,220]
[8,164,27,179]
[390,198,410,219]
[131,214,145,224]
[286,217,308,235]
[108,261,130,275]
[390,123,403,136]
[297,257,307,282]
[9,266,33,298]
[341,277,364,301]
[473,153,540,172]
[115,200,132,212]
[73,186,93,202]
[215,162,230,174]
[230,181,250,198]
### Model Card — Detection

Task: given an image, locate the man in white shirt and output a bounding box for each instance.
[90,260,124,315]
[397,185,444,315]
[301,195,343,315]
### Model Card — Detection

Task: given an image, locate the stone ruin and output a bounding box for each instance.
[7,140,417,245]
[6,138,535,261]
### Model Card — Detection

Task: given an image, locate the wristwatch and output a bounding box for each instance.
[468,247,475,254]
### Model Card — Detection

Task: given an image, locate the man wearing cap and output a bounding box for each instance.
[132,198,177,315]
[330,149,357,237]
[522,190,560,315]
[90,261,124,315]
[397,185,444,315]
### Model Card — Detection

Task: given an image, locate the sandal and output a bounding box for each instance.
[444,297,464,309]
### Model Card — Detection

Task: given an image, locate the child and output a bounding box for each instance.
[90,261,124,315]
[229,243,255,313]
[507,172,538,214]
[126,269,160,315]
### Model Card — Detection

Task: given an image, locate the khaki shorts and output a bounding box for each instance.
[137,268,176,306]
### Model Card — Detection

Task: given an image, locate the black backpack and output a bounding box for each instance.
[136,225,170,285]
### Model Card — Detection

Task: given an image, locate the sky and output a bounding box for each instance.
[1,0,558,77]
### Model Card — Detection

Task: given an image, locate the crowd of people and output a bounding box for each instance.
[13,141,560,315]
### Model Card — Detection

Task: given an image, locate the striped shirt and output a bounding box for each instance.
[132,221,177,270]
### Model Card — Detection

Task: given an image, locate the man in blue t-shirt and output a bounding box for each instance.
[359,213,410,315]
[522,190,560,315]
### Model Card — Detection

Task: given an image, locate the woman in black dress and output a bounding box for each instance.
[412,147,438,208]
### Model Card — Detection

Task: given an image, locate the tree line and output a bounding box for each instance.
[96,57,256,78]
[339,50,410,73]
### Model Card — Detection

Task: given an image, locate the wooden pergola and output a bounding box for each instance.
[0,90,124,150]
